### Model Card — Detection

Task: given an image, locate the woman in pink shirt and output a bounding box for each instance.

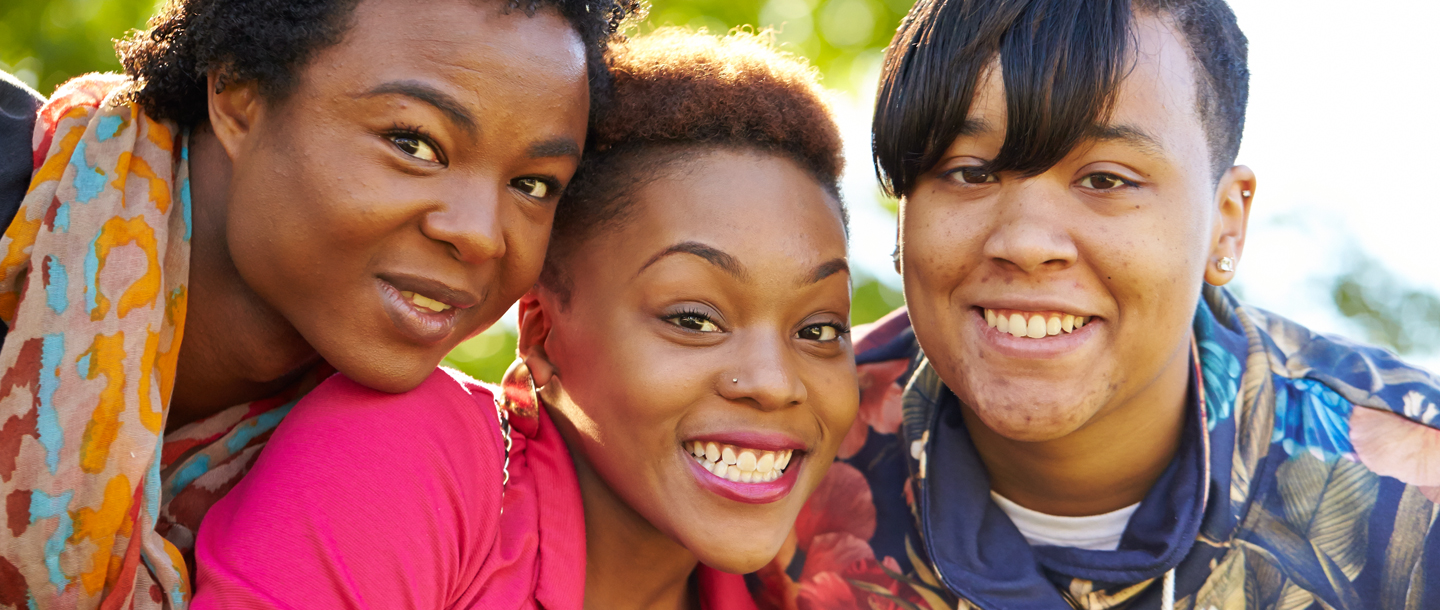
[191,29,858,610]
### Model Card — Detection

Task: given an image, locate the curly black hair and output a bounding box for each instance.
[116,0,645,128]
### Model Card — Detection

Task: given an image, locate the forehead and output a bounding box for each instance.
[603,150,848,277]
[300,0,587,110]
[967,14,1207,162]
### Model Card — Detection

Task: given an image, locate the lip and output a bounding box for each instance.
[973,307,1101,359]
[685,450,803,504]
[685,430,807,452]
[379,272,481,309]
[376,278,466,345]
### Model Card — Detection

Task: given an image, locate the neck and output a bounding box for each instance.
[167,127,320,431]
[563,435,698,609]
[965,339,1193,517]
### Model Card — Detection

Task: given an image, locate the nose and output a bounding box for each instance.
[720,331,807,412]
[981,183,1079,273]
[420,185,507,264]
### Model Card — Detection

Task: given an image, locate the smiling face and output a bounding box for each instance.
[900,14,1252,442]
[218,0,589,392]
[527,149,856,573]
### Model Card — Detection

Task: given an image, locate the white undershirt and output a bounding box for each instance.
[990,491,1140,551]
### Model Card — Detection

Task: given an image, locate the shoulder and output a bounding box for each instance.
[194,368,508,607]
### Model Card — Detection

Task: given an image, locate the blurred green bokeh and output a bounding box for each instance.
[3,0,1433,383]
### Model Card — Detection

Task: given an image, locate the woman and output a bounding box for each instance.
[756,0,1440,608]
[0,0,640,606]
[191,29,857,609]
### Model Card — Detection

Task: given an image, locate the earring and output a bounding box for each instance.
[892,245,902,274]
[1241,190,1252,198]
[498,357,540,419]
[1217,256,1235,272]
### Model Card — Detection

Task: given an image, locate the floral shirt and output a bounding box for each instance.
[751,286,1440,610]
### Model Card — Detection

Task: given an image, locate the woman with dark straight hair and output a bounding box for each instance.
[755,0,1440,608]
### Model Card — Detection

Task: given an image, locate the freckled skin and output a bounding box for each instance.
[171,0,590,427]
[519,151,857,609]
[900,15,1254,516]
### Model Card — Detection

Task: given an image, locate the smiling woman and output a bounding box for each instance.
[0,0,640,606]
[189,28,856,610]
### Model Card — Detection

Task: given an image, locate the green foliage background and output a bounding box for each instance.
[2,0,1433,381]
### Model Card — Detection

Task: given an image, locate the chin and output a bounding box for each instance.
[957,371,1108,442]
[689,534,787,575]
[329,351,441,394]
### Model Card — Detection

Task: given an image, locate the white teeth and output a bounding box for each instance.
[737,451,757,472]
[400,290,452,313]
[1026,315,1046,339]
[688,442,794,484]
[1008,314,1026,338]
[983,309,1091,339]
[756,453,775,474]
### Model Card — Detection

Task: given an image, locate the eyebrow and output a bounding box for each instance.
[527,138,582,160]
[806,258,850,285]
[1083,123,1167,159]
[638,241,747,280]
[361,81,478,137]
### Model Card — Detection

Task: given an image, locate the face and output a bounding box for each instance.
[899,15,1253,441]
[526,150,857,573]
[217,0,589,392]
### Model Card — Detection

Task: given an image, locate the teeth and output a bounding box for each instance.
[983,309,1091,339]
[756,453,775,474]
[400,290,452,313]
[686,442,795,484]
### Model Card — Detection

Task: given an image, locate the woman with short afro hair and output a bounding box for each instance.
[0,0,640,606]
[192,28,859,609]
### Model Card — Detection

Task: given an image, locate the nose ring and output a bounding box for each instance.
[732,378,738,384]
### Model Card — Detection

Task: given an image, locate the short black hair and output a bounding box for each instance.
[116,0,645,128]
[873,0,1248,196]
[539,29,845,304]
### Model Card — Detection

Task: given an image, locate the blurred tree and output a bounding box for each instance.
[0,0,160,94]
[1331,254,1440,357]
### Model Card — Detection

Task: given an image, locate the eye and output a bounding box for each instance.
[951,166,998,184]
[1078,172,1134,190]
[389,134,441,163]
[512,177,553,198]
[665,312,720,333]
[798,323,845,342]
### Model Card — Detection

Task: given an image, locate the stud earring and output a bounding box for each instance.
[1217,256,1235,272]
[891,245,902,274]
[1241,190,1252,198]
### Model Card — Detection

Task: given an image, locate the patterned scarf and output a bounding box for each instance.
[0,74,330,609]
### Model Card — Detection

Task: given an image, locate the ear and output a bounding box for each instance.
[516,288,557,388]
[1204,165,1255,287]
[206,70,264,161]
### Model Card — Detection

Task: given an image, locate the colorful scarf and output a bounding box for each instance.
[0,74,330,609]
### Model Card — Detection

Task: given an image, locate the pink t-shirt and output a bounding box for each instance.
[192,368,758,610]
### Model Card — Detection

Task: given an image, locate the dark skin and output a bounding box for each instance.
[518,151,857,609]
[898,15,1255,516]
[167,0,590,430]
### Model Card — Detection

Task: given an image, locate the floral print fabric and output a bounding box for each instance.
[0,75,330,609]
[754,285,1440,609]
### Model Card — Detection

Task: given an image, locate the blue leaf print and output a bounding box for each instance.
[1271,378,1355,462]
[1198,338,1240,431]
